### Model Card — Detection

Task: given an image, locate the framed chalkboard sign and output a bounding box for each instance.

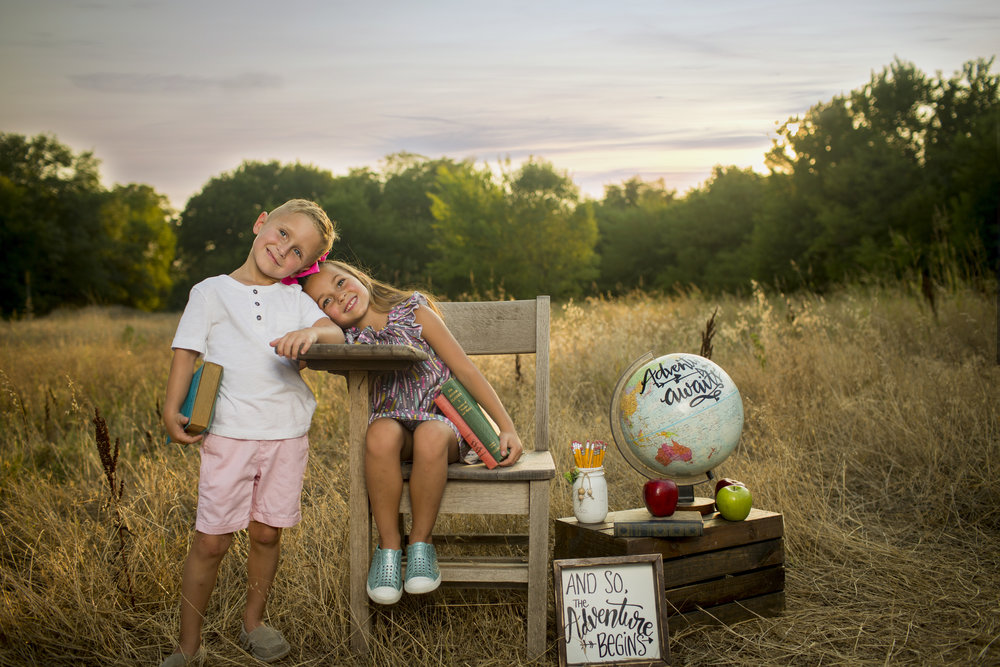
[553,554,670,666]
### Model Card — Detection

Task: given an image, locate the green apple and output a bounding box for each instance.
[715,484,752,521]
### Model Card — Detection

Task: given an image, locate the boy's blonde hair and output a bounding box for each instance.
[269,198,337,260]
[307,260,443,317]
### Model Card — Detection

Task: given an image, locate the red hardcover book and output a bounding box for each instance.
[433,393,499,469]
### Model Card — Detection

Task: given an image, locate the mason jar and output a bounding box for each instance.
[572,466,608,523]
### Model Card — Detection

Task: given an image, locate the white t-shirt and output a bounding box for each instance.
[171,275,327,440]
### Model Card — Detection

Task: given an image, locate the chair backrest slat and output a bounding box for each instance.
[438,297,550,452]
[437,300,538,354]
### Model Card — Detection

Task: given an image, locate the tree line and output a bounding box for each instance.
[1,57,996,317]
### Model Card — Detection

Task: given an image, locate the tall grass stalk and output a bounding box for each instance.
[1,286,997,665]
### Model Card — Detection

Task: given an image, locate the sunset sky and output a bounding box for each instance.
[2,0,997,209]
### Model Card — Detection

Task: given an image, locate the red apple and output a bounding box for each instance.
[643,478,679,517]
[715,477,745,495]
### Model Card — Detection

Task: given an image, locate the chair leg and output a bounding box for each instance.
[527,480,550,659]
[349,508,371,655]
[348,371,372,656]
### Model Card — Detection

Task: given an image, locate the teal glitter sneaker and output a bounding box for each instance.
[404,542,442,594]
[366,546,403,604]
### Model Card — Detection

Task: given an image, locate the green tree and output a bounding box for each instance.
[924,57,999,278]
[427,162,506,296]
[429,159,598,299]
[749,171,817,289]
[99,184,176,310]
[321,167,382,268]
[756,59,936,286]
[379,154,462,286]
[594,177,676,293]
[508,160,599,298]
[323,153,463,289]
[652,167,764,293]
[1,133,137,315]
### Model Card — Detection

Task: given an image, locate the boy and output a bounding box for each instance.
[161,199,344,666]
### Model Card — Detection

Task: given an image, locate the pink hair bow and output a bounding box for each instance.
[281,252,327,286]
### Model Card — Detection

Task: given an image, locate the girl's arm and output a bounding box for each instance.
[270,317,346,359]
[416,306,524,466]
[163,347,203,445]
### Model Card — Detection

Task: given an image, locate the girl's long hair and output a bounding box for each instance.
[309,260,443,316]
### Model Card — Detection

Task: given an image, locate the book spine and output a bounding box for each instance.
[433,394,499,469]
[439,378,505,463]
[180,365,203,422]
[190,362,222,434]
[613,522,704,538]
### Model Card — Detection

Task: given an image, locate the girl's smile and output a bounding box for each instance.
[308,268,374,329]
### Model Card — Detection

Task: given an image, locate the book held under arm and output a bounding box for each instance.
[181,361,223,435]
[434,377,507,468]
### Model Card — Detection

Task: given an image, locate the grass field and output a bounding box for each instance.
[1,282,998,666]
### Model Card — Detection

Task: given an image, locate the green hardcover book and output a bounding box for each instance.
[439,377,506,464]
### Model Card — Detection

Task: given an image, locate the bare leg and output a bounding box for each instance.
[408,420,459,545]
[177,531,233,656]
[243,521,282,632]
[365,418,407,550]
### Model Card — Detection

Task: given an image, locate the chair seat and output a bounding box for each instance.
[401,450,555,481]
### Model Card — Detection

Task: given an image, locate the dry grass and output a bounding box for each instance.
[1,285,998,666]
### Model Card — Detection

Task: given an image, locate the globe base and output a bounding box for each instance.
[677,497,716,515]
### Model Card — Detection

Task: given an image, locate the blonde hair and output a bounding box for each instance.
[268,198,337,260]
[306,260,442,317]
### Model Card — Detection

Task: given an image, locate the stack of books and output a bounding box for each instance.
[433,377,506,469]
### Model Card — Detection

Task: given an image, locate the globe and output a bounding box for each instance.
[610,352,744,485]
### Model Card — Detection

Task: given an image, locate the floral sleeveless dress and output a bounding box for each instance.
[344,292,479,464]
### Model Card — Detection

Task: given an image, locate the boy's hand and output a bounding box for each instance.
[271,327,320,359]
[163,411,203,445]
[271,320,345,359]
[163,347,203,445]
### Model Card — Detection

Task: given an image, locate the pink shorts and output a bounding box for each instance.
[195,433,309,535]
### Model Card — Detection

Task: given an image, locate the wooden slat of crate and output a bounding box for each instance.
[554,508,784,561]
[661,537,784,588]
[666,567,786,614]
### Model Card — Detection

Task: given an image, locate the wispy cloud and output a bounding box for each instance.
[69,72,283,93]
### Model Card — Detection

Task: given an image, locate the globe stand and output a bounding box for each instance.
[676,487,716,515]
[678,484,694,504]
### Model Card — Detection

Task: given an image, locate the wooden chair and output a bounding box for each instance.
[384,297,554,658]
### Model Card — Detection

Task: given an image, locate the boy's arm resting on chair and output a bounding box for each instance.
[270,317,345,360]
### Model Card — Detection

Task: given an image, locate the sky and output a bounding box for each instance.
[1,0,997,210]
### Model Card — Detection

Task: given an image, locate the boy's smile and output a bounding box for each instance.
[233,211,324,285]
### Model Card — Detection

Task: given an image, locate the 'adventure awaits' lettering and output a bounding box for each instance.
[639,357,724,408]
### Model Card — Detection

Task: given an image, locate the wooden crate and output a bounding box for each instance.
[554,507,785,629]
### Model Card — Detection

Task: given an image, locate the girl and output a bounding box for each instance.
[302,260,524,604]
